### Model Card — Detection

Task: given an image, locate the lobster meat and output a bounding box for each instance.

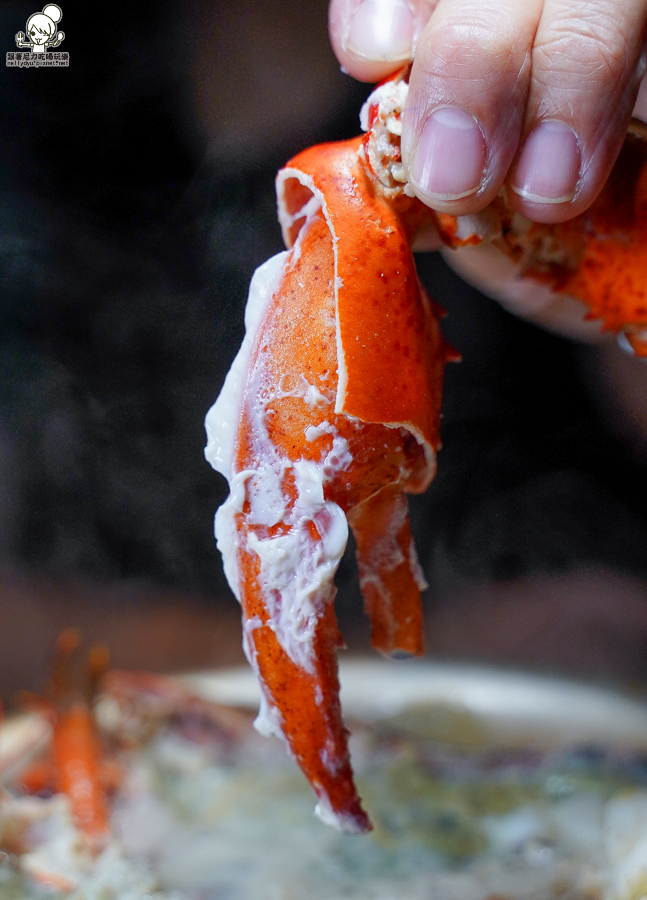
[205,70,647,833]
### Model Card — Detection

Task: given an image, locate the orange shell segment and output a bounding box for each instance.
[53,702,109,842]
[277,138,446,476]
[556,138,647,337]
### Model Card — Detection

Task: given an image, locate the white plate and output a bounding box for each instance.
[181,659,647,750]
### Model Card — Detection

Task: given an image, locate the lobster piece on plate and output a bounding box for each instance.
[0,632,111,892]
[0,640,243,896]
[205,71,647,833]
[10,631,111,847]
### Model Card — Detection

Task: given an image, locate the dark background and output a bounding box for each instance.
[2,0,647,698]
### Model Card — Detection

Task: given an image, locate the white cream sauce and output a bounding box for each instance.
[0,794,167,899]
[273,374,334,408]
[240,615,287,744]
[204,251,289,481]
[313,795,367,835]
[213,470,252,602]
[245,468,348,675]
[206,216,354,682]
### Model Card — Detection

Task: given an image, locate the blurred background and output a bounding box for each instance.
[2,0,647,702]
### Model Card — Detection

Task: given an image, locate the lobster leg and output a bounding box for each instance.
[53,702,109,846]
[348,482,427,658]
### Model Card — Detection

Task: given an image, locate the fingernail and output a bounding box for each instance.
[512,121,581,204]
[346,0,414,62]
[410,108,486,202]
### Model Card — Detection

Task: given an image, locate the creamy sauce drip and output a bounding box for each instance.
[205,215,353,684]
[204,251,289,481]
[313,794,367,835]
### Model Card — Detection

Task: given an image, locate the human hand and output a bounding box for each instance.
[329,0,647,224]
[329,0,647,342]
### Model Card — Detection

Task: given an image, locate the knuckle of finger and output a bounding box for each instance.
[535,5,633,92]
[422,16,526,87]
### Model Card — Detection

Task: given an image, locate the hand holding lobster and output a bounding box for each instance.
[330,0,647,223]
[330,0,647,341]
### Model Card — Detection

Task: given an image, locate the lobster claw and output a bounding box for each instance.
[206,129,449,831]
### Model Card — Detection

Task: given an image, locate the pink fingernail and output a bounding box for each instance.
[410,108,486,202]
[512,121,581,204]
[346,0,414,62]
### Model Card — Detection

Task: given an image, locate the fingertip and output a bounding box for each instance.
[508,114,634,225]
[329,0,417,82]
[345,0,414,63]
[407,107,486,207]
[508,120,581,222]
[507,194,582,225]
[507,0,647,224]
[401,0,542,217]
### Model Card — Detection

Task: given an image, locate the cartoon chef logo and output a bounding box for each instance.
[16,5,64,54]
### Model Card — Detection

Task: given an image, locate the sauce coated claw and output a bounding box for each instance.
[206,80,449,830]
